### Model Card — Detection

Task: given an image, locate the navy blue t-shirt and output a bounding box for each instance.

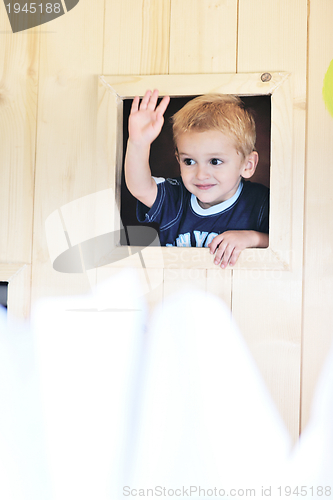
[137,177,269,247]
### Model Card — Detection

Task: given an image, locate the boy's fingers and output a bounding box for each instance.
[229,248,241,267]
[156,95,170,116]
[147,89,159,110]
[131,96,140,113]
[140,90,152,110]
[214,242,227,264]
[219,244,234,269]
[209,235,224,254]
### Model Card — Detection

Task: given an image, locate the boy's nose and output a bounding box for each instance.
[195,164,210,180]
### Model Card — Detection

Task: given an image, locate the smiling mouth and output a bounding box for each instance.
[195,184,216,190]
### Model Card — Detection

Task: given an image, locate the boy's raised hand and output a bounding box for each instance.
[129,89,170,145]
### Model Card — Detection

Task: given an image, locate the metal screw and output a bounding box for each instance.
[261,73,272,82]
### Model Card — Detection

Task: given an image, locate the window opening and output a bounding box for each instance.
[0,282,8,310]
[120,95,271,245]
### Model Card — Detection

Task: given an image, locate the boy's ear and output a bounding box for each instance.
[175,149,180,163]
[241,151,259,179]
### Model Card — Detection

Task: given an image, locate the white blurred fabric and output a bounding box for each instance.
[126,290,290,495]
[0,270,332,499]
[0,307,50,499]
[285,338,333,489]
[32,270,146,500]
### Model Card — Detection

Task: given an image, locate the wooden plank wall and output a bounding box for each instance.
[32,1,106,302]
[234,0,307,439]
[0,14,39,321]
[1,0,332,439]
[303,0,333,427]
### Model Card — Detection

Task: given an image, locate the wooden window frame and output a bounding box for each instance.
[98,72,292,271]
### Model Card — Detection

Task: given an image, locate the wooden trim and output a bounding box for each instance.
[99,72,293,271]
[99,72,289,97]
[101,247,286,270]
[0,263,27,282]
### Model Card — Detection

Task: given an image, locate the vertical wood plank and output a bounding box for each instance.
[206,269,232,310]
[0,11,39,319]
[163,269,206,300]
[235,0,307,440]
[0,18,38,263]
[232,271,302,440]
[103,0,171,313]
[169,0,238,305]
[238,0,307,96]
[97,265,164,312]
[104,0,171,75]
[238,0,307,273]
[302,0,333,429]
[169,0,238,74]
[7,265,32,325]
[32,0,106,305]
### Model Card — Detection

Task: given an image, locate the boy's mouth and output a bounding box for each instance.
[195,184,216,190]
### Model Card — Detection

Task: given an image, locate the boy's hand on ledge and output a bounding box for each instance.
[208,230,269,269]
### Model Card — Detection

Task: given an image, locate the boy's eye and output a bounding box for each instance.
[210,158,223,166]
[183,158,195,166]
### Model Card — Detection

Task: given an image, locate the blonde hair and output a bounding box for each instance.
[171,94,256,158]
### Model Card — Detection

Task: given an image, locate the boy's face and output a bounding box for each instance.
[176,129,258,209]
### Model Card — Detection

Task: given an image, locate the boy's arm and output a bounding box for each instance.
[208,230,269,269]
[125,89,170,208]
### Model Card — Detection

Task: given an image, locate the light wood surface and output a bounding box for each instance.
[97,266,164,313]
[0,10,39,320]
[163,268,207,299]
[206,268,232,310]
[100,71,288,98]
[232,271,302,440]
[1,0,330,442]
[169,0,237,74]
[0,18,38,264]
[104,0,171,75]
[302,0,333,429]
[7,265,32,326]
[234,0,307,438]
[31,0,106,304]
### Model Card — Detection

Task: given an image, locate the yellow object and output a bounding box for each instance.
[323,59,333,117]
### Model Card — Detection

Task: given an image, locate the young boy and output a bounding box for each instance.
[125,89,269,268]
